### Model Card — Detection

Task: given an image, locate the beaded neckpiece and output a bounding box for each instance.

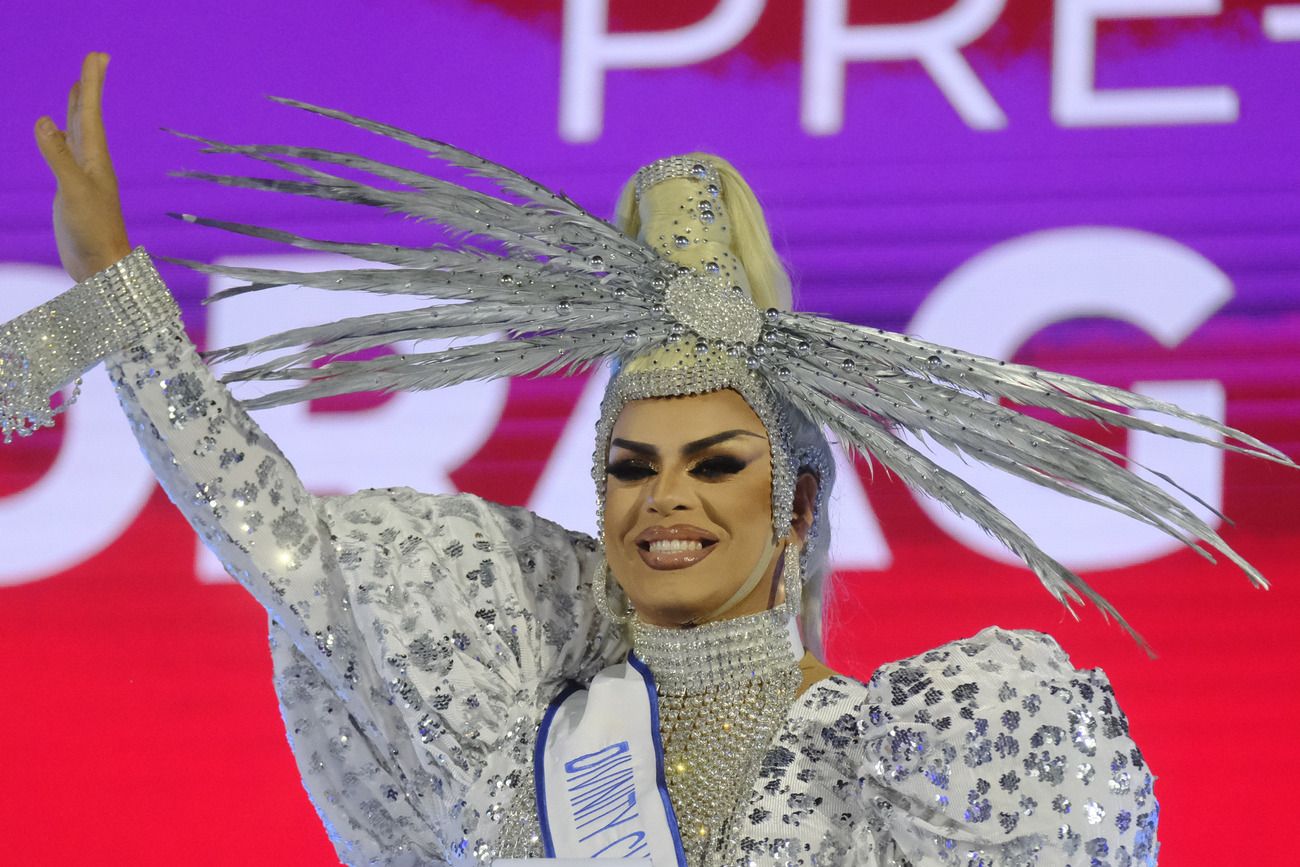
[631,607,803,690]
[633,610,802,865]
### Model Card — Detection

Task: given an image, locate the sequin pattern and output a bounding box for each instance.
[0,248,179,440]
[102,298,622,864]
[83,265,1157,864]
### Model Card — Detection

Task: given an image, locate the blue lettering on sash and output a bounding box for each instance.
[563,740,647,857]
[568,755,633,791]
[564,740,630,773]
[577,789,639,840]
[593,830,650,859]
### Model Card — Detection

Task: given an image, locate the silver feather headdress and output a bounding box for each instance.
[171,99,1294,649]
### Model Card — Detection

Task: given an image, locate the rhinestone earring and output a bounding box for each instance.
[780,542,803,618]
[593,560,634,626]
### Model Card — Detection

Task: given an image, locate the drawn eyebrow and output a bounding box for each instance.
[610,437,655,456]
[610,429,763,459]
[682,429,764,455]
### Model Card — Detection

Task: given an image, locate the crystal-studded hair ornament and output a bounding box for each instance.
[153,98,1294,648]
[634,156,721,199]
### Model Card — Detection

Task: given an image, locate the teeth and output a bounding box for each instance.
[648,539,705,553]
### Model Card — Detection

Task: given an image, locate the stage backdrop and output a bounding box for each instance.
[2,1,1297,863]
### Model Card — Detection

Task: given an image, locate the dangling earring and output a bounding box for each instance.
[593,560,634,626]
[779,541,803,618]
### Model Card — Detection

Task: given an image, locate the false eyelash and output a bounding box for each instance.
[691,456,747,478]
[607,460,656,481]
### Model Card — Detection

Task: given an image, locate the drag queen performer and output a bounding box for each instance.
[8,54,1291,866]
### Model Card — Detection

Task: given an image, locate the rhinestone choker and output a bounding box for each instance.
[630,607,804,692]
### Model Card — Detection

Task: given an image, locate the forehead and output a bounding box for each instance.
[609,389,769,447]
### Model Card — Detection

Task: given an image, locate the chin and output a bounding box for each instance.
[611,553,745,626]
[623,577,725,626]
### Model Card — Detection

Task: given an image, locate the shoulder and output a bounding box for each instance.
[842,627,1157,862]
[319,488,592,542]
[882,624,1071,672]
[318,489,600,575]
[789,627,1095,757]
[869,626,1083,709]
[861,625,1141,777]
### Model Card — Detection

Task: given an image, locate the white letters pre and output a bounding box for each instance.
[559,0,1250,141]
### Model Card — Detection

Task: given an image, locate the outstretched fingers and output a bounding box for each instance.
[77,52,111,167]
[66,79,82,157]
[42,52,111,179]
[34,52,130,281]
[34,116,77,181]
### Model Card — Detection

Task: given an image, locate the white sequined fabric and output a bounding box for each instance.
[6,253,1158,865]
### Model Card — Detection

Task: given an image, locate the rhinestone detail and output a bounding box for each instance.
[0,248,180,441]
[634,610,801,866]
[635,156,722,199]
[665,271,763,346]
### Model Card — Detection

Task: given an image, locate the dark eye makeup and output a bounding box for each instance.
[607,459,656,481]
[606,454,749,482]
[690,455,748,478]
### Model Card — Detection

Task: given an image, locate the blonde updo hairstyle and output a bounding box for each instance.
[611,154,837,653]
[613,153,794,312]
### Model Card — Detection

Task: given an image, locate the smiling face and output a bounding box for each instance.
[602,389,784,627]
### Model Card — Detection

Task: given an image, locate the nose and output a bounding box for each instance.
[646,468,690,515]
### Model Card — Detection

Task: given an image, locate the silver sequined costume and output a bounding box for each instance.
[0,250,1157,864]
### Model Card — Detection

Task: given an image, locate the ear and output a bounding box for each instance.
[790,471,819,545]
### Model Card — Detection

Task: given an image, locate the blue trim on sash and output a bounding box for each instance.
[535,680,584,858]
[626,651,688,867]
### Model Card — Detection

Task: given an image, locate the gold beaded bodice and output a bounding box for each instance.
[632,611,802,866]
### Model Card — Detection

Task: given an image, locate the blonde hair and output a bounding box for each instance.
[609,155,836,652]
[613,153,794,312]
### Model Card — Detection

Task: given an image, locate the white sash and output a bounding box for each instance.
[535,653,685,865]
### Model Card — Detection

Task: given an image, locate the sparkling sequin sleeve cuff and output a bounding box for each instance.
[0,248,181,442]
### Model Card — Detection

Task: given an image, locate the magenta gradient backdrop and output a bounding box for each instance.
[1,2,1298,864]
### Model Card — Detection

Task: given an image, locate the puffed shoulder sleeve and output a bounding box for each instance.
[857,627,1158,866]
[318,489,623,731]
[271,490,626,864]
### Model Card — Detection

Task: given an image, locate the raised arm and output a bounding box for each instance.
[3,54,148,441]
[11,56,622,861]
[19,53,345,667]
[34,52,131,282]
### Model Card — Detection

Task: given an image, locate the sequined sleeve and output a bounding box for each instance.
[267,492,622,864]
[857,627,1158,866]
[91,256,623,863]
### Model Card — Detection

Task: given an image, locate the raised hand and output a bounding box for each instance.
[34,52,132,282]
